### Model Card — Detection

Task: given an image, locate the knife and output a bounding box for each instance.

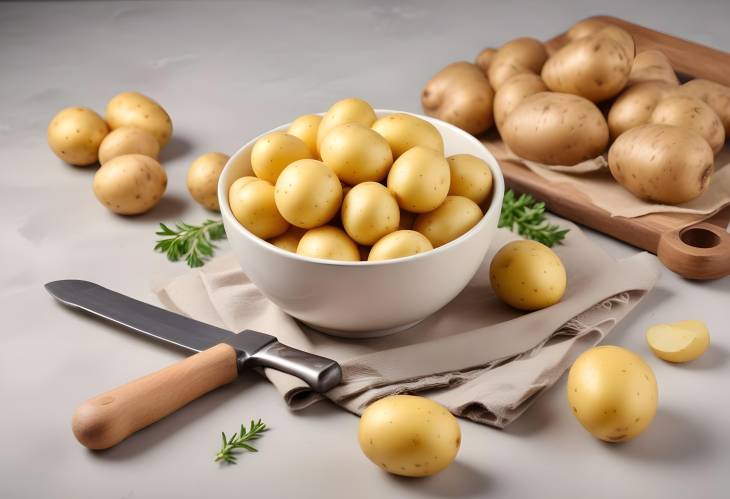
[45,279,342,450]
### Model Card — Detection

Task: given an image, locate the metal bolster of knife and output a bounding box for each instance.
[224,330,342,393]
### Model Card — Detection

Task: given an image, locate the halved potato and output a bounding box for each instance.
[646,320,710,363]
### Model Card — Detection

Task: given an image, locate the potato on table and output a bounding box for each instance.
[106,91,172,147]
[48,106,109,166]
[98,127,160,165]
[646,320,710,363]
[93,154,167,215]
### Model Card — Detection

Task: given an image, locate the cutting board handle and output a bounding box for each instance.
[657,222,730,280]
[71,343,238,450]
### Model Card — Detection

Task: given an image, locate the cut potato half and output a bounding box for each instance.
[646,320,710,363]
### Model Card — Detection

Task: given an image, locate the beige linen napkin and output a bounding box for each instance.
[154,222,659,428]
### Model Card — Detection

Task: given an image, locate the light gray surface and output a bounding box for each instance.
[1,1,729,498]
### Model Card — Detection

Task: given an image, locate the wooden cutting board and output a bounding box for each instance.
[485,15,730,280]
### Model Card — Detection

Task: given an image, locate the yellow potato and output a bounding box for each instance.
[47,107,109,166]
[371,113,444,158]
[186,152,229,211]
[646,320,710,363]
[414,196,482,248]
[341,182,399,245]
[489,240,566,310]
[98,127,160,165]
[269,226,306,253]
[368,230,433,261]
[105,91,172,147]
[567,346,658,442]
[296,226,359,261]
[275,159,342,228]
[320,123,393,185]
[649,95,725,154]
[317,98,376,150]
[288,114,322,157]
[447,154,493,205]
[251,132,312,184]
[229,179,289,239]
[387,146,450,213]
[228,176,259,201]
[358,395,460,477]
[92,154,166,215]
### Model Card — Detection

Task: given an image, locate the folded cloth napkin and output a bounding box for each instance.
[154,222,659,428]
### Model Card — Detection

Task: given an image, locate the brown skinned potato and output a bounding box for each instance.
[674,79,730,135]
[421,62,494,135]
[627,50,679,87]
[649,95,725,154]
[565,19,611,42]
[607,81,675,140]
[487,37,548,90]
[475,47,497,74]
[493,73,548,132]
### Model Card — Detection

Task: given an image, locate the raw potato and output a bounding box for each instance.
[627,50,679,87]
[341,182,400,245]
[187,152,229,211]
[317,98,376,150]
[269,226,306,253]
[106,92,172,147]
[502,92,609,165]
[98,127,160,165]
[414,196,482,247]
[387,146,450,213]
[228,176,259,201]
[230,179,289,239]
[320,123,393,185]
[493,73,548,131]
[649,95,725,154]
[251,132,312,184]
[674,79,730,134]
[542,25,635,102]
[565,19,611,42]
[447,154,493,205]
[297,226,359,261]
[567,346,658,442]
[488,37,548,90]
[288,114,322,157]
[368,230,433,261]
[47,107,109,166]
[475,47,497,73]
[607,81,674,140]
[489,240,566,311]
[608,124,713,204]
[358,395,460,477]
[421,62,494,135]
[371,113,444,158]
[93,154,166,215]
[646,320,710,363]
[275,159,342,228]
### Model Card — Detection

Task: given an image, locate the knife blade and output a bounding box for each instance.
[45,279,342,450]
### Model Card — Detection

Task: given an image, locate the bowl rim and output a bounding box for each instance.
[218,109,505,267]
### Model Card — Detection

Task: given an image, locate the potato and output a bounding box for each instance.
[674,79,730,135]
[251,132,312,184]
[269,226,306,253]
[627,50,679,87]
[475,47,497,73]
[358,395,460,477]
[421,62,494,135]
[368,230,433,261]
[649,95,725,154]
[607,81,674,140]
[567,346,658,442]
[230,179,289,239]
[320,123,393,184]
[608,124,713,204]
[646,320,710,363]
[228,175,259,201]
[414,196,482,248]
[502,92,609,165]
[105,92,172,147]
[542,26,635,102]
[274,159,342,228]
[488,37,548,90]
[447,154,493,205]
[288,114,322,157]
[565,19,611,42]
[387,146,450,213]
[317,98,376,150]
[371,113,444,158]
[98,127,159,165]
[187,152,229,211]
[398,210,417,230]
[493,73,548,132]
[92,154,166,215]
[489,240,566,311]
[341,182,399,245]
[296,226,359,261]
[47,107,109,166]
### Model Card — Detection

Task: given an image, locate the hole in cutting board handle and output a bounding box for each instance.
[679,227,722,249]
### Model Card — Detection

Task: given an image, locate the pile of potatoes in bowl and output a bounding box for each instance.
[227,98,494,262]
[422,18,730,205]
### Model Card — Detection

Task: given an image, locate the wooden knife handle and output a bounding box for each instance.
[72,343,239,450]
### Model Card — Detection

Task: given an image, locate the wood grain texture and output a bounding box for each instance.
[71,343,239,450]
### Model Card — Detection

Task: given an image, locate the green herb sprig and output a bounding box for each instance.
[214,419,268,464]
[154,219,226,268]
[498,190,569,247]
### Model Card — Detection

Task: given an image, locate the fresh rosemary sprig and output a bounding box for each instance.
[498,190,569,247]
[214,419,268,464]
[154,219,227,268]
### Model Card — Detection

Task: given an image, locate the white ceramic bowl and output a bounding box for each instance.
[218,110,504,338]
